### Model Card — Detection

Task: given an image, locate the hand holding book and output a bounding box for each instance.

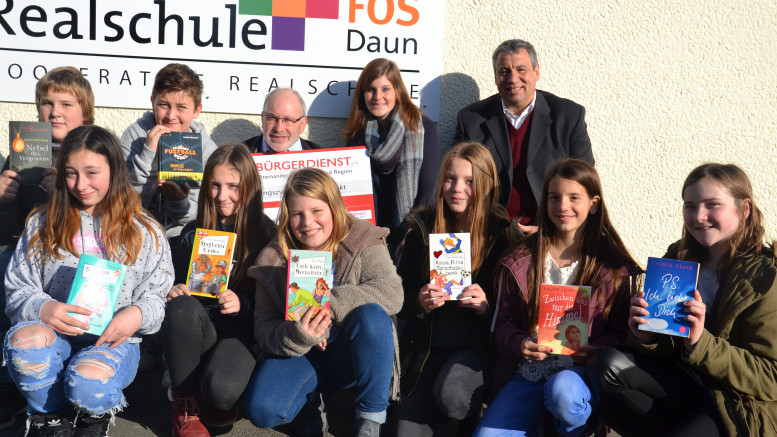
[682,290,706,352]
[40,300,91,336]
[95,305,142,348]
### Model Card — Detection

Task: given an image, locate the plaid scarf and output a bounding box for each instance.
[363,110,424,230]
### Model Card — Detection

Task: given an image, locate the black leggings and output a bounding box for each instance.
[162,295,256,410]
[587,347,724,437]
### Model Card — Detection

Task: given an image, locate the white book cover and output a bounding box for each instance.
[429,233,472,300]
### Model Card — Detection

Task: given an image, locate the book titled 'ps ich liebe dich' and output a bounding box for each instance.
[66,254,126,336]
[158,132,203,187]
[286,250,333,321]
[186,228,236,298]
[537,284,591,355]
[638,257,700,338]
[429,233,471,300]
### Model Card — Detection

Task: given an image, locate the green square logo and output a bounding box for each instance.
[239,0,273,15]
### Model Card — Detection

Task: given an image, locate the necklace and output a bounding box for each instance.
[11,122,25,153]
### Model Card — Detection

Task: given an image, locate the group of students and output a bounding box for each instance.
[0,58,775,437]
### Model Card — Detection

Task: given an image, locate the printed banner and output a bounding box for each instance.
[0,0,445,120]
[254,146,374,223]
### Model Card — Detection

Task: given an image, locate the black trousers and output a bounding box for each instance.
[162,295,256,410]
[587,347,724,437]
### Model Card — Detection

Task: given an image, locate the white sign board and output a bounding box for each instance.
[0,0,445,120]
[254,146,374,223]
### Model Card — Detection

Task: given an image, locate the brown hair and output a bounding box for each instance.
[28,126,161,264]
[677,163,764,276]
[342,58,422,142]
[197,144,270,286]
[35,66,95,125]
[277,168,353,259]
[432,142,508,278]
[522,159,641,327]
[151,63,204,107]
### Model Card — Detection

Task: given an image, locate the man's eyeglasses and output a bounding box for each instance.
[262,112,304,127]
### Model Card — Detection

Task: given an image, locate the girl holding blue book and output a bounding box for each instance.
[475,159,642,437]
[592,163,777,436]
[3,126,172,436]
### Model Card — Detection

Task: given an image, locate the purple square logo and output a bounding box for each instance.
[271,17,306,51]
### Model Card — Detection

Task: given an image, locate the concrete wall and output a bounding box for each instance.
[2,0,775,264]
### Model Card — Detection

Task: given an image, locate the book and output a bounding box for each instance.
[429,233,471,300]
[638,257,700,338]
[158,132,203,187]
[537,284,591,355]
[286,249,333,321]
[8,121,52,185]
[66,254,126,336]
[186,228,237,298]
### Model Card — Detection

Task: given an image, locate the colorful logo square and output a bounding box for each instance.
[240,0,339,51]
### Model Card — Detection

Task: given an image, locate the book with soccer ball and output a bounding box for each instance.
[638,257,700,338]
[158,132,203,187]
[428,233,471,300]
[285,250,333,321]
[186,228,237,298]
[66,254,126,336]
[8,121,52,185]
[537,284,591,355]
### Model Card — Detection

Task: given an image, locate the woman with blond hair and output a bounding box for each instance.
[343,58,439,252]
[243,168,402,437]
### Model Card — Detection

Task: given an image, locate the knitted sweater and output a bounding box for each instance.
[4,210,173,342]
[120,111,219,238]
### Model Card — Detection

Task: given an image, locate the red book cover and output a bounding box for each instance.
[537,284,591,355]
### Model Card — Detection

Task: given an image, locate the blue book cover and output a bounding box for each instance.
[638,257,699,338]
[158,132,203,187]
[66,254,126,336]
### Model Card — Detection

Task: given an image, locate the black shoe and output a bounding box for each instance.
[29,410,73,437]
[0,384,26,430]
[73,414,110,437]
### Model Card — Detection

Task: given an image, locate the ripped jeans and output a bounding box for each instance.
[2,321,140,416]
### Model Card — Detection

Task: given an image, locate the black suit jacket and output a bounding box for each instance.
[242,135,323,153]
[454,91,594,208]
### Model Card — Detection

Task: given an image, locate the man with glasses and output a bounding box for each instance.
[245,88,323,153]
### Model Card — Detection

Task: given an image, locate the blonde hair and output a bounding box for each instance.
[35,66,95,125]
[277,168,353,259]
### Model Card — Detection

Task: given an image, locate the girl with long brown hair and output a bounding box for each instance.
[475,158,641,436]
[163,144,275,436]
[3,125,172,436]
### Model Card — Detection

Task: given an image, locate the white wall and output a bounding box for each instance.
[2,0,775,264]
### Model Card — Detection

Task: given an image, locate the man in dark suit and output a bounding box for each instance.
[455,39,593,232]
[244,88,322,153]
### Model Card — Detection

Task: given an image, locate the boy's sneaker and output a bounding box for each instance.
[29,410,73,437]
[73,414,110,437]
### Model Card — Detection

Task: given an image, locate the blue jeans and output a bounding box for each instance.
[243,303,394,427]
[475,367,593,437]
[3,321,140,415]
[0,249,14,385]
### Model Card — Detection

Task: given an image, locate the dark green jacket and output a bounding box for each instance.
[630,243,777,436]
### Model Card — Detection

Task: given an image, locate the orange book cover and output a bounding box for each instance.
[186,228,236,298]
[537,284,591,355]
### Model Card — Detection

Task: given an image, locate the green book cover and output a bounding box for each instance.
[8,121,52,185]
[66,254,126,336]
[158,132,203,187]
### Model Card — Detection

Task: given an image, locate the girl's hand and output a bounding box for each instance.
[96,305,142,348]
[167,283,191,301]
[418,284,447,312]
[458,284,488,315]
[628,291,656,342]
[300,306,331,340]
[0,170,20,203]
[40,300,90,336]
[145,125,171,152]
[40,168,57,194]
[218,289,240,314]
[683,290,706,352]
[521,336,553,362]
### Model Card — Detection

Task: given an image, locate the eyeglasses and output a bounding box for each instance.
[262,112,304,127]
